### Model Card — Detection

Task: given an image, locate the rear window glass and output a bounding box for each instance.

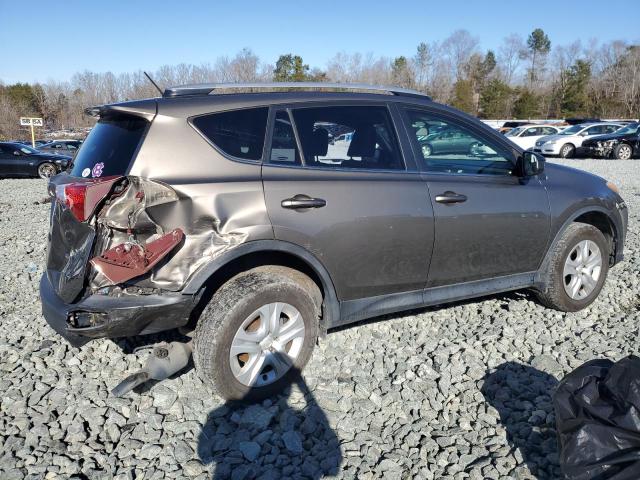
[70,115,148,178]
[192,107,268,161]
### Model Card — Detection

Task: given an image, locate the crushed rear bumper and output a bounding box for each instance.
[40,273,197,347]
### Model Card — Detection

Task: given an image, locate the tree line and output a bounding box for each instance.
[1,28,639,139]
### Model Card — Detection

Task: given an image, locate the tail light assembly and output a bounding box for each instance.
[55,176,123,222]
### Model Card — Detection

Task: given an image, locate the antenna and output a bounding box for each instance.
[143,71,163,96]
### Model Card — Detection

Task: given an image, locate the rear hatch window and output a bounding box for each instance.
[70,115,148,178]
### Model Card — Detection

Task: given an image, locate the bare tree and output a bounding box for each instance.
[498,34,526,85]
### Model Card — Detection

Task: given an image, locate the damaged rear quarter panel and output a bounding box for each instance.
[90,99,274,293]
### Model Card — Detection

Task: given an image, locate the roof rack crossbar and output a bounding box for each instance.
[163,82,431,100]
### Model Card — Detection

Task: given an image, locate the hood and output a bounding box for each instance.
[536,133,579,143]
[544,160,605,183]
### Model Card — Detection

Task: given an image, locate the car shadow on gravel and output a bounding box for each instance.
[481,362,561,479]
[197,368,342,479]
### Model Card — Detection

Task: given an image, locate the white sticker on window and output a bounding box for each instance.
[81,168,91,178]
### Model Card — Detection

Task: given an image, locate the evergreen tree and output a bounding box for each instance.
[479,79,513,118]
[273,54,310,82]
[526,29,551,87]
[561,60,592,116]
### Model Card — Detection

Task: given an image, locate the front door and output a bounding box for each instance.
[262,104,435,301]
[401,107,551,288]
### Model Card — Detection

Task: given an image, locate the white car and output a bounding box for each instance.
[533,123,623,158]
[505,124,563,150]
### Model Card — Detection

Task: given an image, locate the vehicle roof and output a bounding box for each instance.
[163,82,431,99]
[88,90,441,120]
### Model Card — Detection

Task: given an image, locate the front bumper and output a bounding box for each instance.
[40,273,197,347]
[534,144,561,155]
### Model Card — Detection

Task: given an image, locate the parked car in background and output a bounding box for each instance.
[418,126,479,156]
[39,139,83,157]
[505,124,563,150]
[40,82,627,401]
[0,142,71,178]
[582,122,640,159]
[533,123,623,158]
[565,117,601,125]
[499,120,530,133]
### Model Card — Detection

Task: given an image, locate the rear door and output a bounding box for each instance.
[400,106,550,288]
[262,103,435,301]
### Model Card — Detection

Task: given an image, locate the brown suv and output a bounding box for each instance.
[40,83,628,400]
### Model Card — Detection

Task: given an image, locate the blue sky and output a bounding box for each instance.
[1,0,639,84]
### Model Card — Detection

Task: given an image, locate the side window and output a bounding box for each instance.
[605,125,619,133]
[269,110,300,165]
[523,128,538,137]
[542,127,557,135]
[290,105,404,170]
[404,109,514,176]
[192,107,269,161]
[586,125,604,135]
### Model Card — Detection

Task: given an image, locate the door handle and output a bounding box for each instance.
[435,191,467,204]
[281,195,327,209]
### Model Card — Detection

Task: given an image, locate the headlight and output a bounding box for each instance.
[545,140,556,145]
[606,181,620,194]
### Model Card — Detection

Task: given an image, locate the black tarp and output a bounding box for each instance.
[554,355,640,480]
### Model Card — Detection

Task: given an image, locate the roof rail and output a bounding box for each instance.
[163,82,431,100]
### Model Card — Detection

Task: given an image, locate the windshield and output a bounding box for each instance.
[614,123,640,135]
[506,127,525,137]
[558,125,583,135]
[19,145,39,154]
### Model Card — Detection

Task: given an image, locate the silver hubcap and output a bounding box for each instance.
[561,145,572,157]
[38,163,56,178]
[563,240,602,300]
[229,302,305,387]
[618,145,631,159]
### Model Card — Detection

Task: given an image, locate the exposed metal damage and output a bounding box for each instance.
[88,176,248,293]
[44,172,250,343]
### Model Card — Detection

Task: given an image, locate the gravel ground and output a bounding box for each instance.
[0,159,639,480]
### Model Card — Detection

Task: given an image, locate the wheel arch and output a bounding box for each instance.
[537,206,620,280]
[182,240,340,330]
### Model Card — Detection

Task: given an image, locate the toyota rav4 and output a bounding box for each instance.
[40,82,628,400]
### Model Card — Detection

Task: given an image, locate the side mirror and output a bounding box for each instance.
[519,151,545,177]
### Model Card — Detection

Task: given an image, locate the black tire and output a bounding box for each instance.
[559,143,575,159]
[534,223,609,312]
[193,266,321,401]
[614,143,633,160]
[37,162,57,179]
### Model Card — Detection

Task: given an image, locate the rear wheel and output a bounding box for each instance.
[534,223,609,312]
[559,143,575,159]
[38,162,56,178]
[193,266,321,401]
[614,143,633,160]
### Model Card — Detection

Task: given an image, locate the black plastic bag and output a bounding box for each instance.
[554,355,640,479]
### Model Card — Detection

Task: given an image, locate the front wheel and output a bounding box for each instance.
[559,143,575,159]
[614,143,633,160]
[193,266,321,401]
[38,162,57,178]
[534,223,609,312]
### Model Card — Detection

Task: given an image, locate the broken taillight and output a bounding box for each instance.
[55,176,123,222]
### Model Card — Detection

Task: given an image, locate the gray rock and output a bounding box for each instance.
[281,431,303,454]
[238,441,261,462]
